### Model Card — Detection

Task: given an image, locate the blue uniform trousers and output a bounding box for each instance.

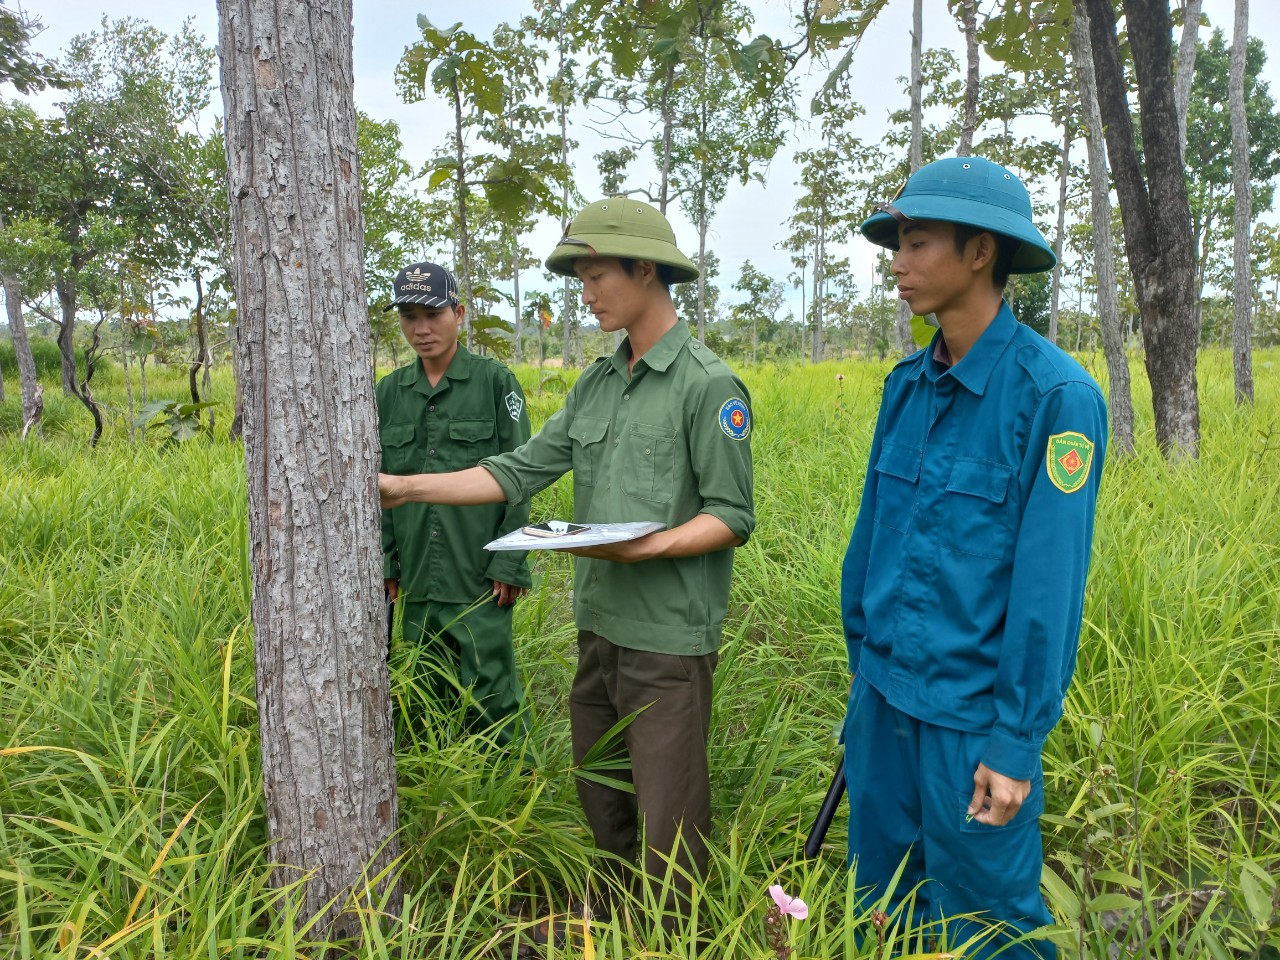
[844,676,1055,959]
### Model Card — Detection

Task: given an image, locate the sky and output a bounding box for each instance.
[11,0,1280,325]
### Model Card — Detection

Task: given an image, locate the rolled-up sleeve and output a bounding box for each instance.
[482,391,576,506]
[482,370,533,587]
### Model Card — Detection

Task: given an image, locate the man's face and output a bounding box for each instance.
[890,220,984,318]
[573,256,650,333]
[398,303,463,364]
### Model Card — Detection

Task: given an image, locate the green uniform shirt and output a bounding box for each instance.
[378,346,532,602]
[482,323,754,656]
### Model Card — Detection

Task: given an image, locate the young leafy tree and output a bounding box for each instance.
[1087,0,1203,458]
[730,259,783,364]
[218,0,399,940]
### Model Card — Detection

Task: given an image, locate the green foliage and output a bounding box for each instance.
[3,357,1280,956]
[133,398,216,443]
[0,4,71,93]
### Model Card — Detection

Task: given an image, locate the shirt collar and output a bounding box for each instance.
[410,343,472,395]
[610,321,691,377]
[918,302,1017,394]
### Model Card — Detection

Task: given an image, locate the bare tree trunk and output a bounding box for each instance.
[512,235,523,363]
[898,0,924,357]
[1174,0,1203,157]
[1048,124,1071,345]
[1088,0,1202,459]
[56,276,77,395]
[190,270,216,433]
[956,0,980,156]
[558,76,575,369]
[217,0,400,941]
[449,78,475,351]
[696,198,708,344]
[1,212,41,436]
[1072,0,1135,456]
[1230,0,1254,404]
[812,212,826,364]
[658,65,675,215]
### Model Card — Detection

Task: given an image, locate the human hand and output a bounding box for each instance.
[379,473,413,509]
[967,762,1031,826]
[384,578,399,601]
[562,532,662,563]
[492,581,528,607]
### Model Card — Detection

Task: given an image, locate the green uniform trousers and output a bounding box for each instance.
[570,629,716,920]
[397,596,526,748]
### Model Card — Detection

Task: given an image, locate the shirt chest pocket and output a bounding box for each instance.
[621,420,678,504]
[943,458,1015,560]
[380,422,416,473]
[874,443,921,533]
[444,418,497,468]
[567,415,610,487]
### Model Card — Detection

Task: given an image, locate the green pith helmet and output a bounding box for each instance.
[859,156,1056,274]
[545,198,700,283]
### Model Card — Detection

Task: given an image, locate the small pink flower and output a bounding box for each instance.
[768,884,809,920]
[836,373,845,382]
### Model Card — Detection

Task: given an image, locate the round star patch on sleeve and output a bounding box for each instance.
[1046,431,1095,493]
[719,397,752,441]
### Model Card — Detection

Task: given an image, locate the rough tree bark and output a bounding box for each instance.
[450,77,475,351]
[1087,0,1201,459]
[1048,124,1070,345]
[956,0,980,157]
[217,0,400,941]
[897,0,924,357]
[1174,0,1203,157]
[1,211,40,435]
[1230,0,1254,404]
[1071,0,1135,455]
[55,274,77,395]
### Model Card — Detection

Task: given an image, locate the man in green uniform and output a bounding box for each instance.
[379,201,755,921]
[378,261,532,748]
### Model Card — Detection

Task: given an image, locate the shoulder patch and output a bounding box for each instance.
[504,390,524,421]
[718,397,751,441]
[1046,431,1095,493]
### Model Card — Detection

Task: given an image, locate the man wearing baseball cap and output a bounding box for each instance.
[377,261,532,750]
[379,200,755,927]
[841,157,1107,958]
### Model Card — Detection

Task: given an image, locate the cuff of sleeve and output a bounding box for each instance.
[484,554,532,589]
[980,729,1045,782]
[480,459,523,504]
[699,504,754,544]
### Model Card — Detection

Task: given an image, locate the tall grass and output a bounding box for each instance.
[1,351,1277,958]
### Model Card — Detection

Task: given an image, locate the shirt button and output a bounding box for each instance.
[613,438,620,445]
[428,404,436,412]
[428,448,436,457]
[623,394,630,401]
[695,630,703,638]
[644,448,651,456]
[430,530,440,538]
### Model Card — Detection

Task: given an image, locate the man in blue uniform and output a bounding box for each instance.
[842,157,1108,959]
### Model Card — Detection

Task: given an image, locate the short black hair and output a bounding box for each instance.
[952,224,1018,290]
[617,257,674,291]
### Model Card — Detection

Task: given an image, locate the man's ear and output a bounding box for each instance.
[969,231,997,274]
[453,303,467,324]
[635,259,659,286]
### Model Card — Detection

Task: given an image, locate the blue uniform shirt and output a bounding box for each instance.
[842,303,1108,781]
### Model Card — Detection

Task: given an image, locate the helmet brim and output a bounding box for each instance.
[545,233,700,284]
[860,195,1057,274]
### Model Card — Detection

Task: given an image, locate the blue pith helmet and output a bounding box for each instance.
[859,156,1056,274]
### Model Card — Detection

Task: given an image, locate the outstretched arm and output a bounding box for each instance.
[379,466,506,508]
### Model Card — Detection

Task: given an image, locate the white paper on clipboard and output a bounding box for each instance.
[485,521,665,551]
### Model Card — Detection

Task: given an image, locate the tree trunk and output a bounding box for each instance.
[812,213,826,364]
[191,271,215,433]
[558,87,574,369]
[56,276,77,395]
[956,0,980,156]
[696,200,708,344]
[1048,123,1071,345]
[1,217,40,436]
[1087,0,1201,458]
[512,236,523,363]
[658,65,675,215]
[450,78,475,351]
[898,0,924,357]
[1174,0,1203,157]
[1230,0,1254,404]
[217,0,400,941]
[1071,0,1135,456]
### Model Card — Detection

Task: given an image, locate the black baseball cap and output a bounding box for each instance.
[384,261,460,311]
